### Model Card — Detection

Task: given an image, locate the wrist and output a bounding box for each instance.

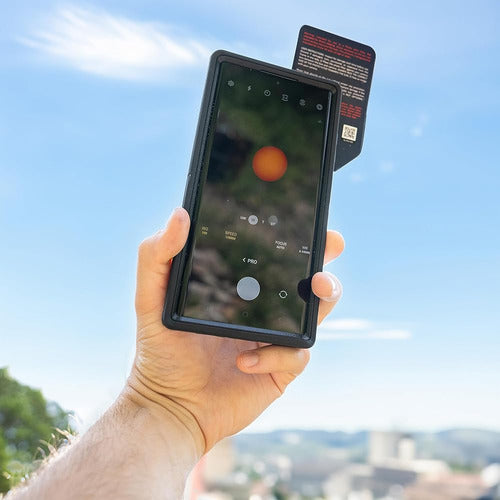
[124,368,206,458]
[6,384,203,500]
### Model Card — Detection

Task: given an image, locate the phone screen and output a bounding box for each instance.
[176,61,334,335]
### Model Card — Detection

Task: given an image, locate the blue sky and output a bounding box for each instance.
[1,1,499,433]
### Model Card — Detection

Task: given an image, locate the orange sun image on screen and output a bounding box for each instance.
[252,146,288,182]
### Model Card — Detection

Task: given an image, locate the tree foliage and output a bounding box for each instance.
[0,433,9,493]
[0,367,74,493]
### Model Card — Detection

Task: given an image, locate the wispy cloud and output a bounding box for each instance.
[379,160,395,174]
[19,5,213,81]
[410,113,429,138]
[349,172,366,183]
[318,318,412,341]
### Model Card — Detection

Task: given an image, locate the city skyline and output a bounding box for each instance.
[0,1,499,433]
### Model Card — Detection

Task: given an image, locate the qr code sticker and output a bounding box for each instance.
[342,124,358,142]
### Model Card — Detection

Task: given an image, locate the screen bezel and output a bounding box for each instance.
[163,50,341,348]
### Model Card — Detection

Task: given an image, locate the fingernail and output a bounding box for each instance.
[167,207,187,225]
[323,273,343,302]
[241,352,259,368]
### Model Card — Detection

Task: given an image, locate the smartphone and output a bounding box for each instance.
[162,50,341,348]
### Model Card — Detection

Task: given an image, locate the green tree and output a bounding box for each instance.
[0,433,10,493]
[0,367,74,493]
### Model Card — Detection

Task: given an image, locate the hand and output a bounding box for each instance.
[126,208,344,456]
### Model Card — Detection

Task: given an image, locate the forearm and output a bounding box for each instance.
[7,393,201,500]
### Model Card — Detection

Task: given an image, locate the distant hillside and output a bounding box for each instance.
[234,428,500,468]
[234,429,367,464]
[416,429,500,467]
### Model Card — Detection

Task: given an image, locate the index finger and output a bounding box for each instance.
[324,230,345,265]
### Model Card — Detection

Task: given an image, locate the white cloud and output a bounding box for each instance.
[349,172,366,183]
[379,161,395,174]
[410,113,429,138]
[20,5,213,81]
[319,329,412,340]
[318,318,412,341]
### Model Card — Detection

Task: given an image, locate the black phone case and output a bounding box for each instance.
[162,50,341,348]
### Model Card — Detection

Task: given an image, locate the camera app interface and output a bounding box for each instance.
[179,61,333,334]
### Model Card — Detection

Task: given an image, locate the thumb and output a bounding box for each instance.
[135,207,190,317]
